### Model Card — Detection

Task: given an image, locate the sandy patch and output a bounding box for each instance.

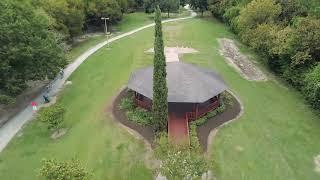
[218,38,267,81]
[146,47,198,63]
[314,154,320,173]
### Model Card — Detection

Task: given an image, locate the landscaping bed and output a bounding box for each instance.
[112,89,155,145]
[195,92,241,150]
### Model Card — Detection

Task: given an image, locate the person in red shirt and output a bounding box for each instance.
[31,101,38,111]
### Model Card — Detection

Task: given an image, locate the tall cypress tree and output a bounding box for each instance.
[152,6,168,132]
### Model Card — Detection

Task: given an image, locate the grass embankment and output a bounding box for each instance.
[1,13,320,180]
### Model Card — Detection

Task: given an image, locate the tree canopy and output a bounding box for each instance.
[0,0,66,96]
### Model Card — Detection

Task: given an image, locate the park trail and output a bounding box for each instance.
[0,6,196,153]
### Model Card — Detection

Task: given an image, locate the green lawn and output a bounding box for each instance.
[1,14,320,180]
[67,10,190,62]
[165,18,320,180]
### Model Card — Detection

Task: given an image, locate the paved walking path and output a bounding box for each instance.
[0,7,196,152]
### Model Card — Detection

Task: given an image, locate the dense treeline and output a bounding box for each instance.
[0,0,143,102]
[143,0,181,17]
[208,0,320,110]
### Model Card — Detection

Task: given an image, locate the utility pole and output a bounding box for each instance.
[101,17,110,48]
[101,17,110,34]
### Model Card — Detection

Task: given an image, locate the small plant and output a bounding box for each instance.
[0,94,15,105]
[39,158,92,180]
[38,104,66,130]
[119,97,135,111]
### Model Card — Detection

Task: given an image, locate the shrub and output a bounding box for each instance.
[303,64,320,109]
[38,104,66,130]
[192,103,226,127]
[120,97,153,126]
[155,133,208,179]
[119,97,135,111]
[160,150,207,179]
[189,124,201,152]
[39,158,92,180]
[127,107,153,126]
[0,94,15,105]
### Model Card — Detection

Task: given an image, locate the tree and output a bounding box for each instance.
[152,6,168,132]
[190,0,209,16]
[39,158,91,180]
[38,104,66,131]
[303,64,320,109]
[33,0,85,40]
[118,0,129,14]
[85,0,123,25]
[160,0,179,17]
[0,0,66,96]
[236,0,281,31]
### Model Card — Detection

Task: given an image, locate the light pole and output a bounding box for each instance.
[101,17,110,34]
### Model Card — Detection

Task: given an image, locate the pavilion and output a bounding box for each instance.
[127,61,228,143]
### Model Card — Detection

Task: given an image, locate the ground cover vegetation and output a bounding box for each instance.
[207,0,320,110]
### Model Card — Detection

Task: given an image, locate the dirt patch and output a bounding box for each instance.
[218,38,267,81]
[197,92,242,151]
[112,88,156,146]
[314,155,320,173]
[0,80,48,127]
[51,128,68,139]
[146,47,198,62]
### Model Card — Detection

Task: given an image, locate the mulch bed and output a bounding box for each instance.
[112,89,155,146]
[196,94,241,151]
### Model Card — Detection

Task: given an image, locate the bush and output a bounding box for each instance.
[192,103,226,126]
[38,104,66,130]
[39,158,92,180]
[127,107,153,126]
[189,124,201,152]
[160,150,207,179]
[119,97,135,111]
[154,132,207,179]
[120,97,153,126]
[303,64,320,109]
[0,95,15,105]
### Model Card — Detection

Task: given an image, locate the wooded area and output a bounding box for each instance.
[0,0,184,104]
[208,0,320,109]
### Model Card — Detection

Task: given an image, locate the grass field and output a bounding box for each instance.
[67,10,190,62]
[1,13,320,180]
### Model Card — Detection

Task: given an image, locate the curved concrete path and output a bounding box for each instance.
[0,8,196,152]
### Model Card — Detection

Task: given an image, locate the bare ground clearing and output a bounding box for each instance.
[218,38,267,81]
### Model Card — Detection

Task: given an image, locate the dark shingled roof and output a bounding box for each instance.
[127,62,228,103]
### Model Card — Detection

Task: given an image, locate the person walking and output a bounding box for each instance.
[59,69,64,79]
[43,94,50,103]
[31,101,38,112]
